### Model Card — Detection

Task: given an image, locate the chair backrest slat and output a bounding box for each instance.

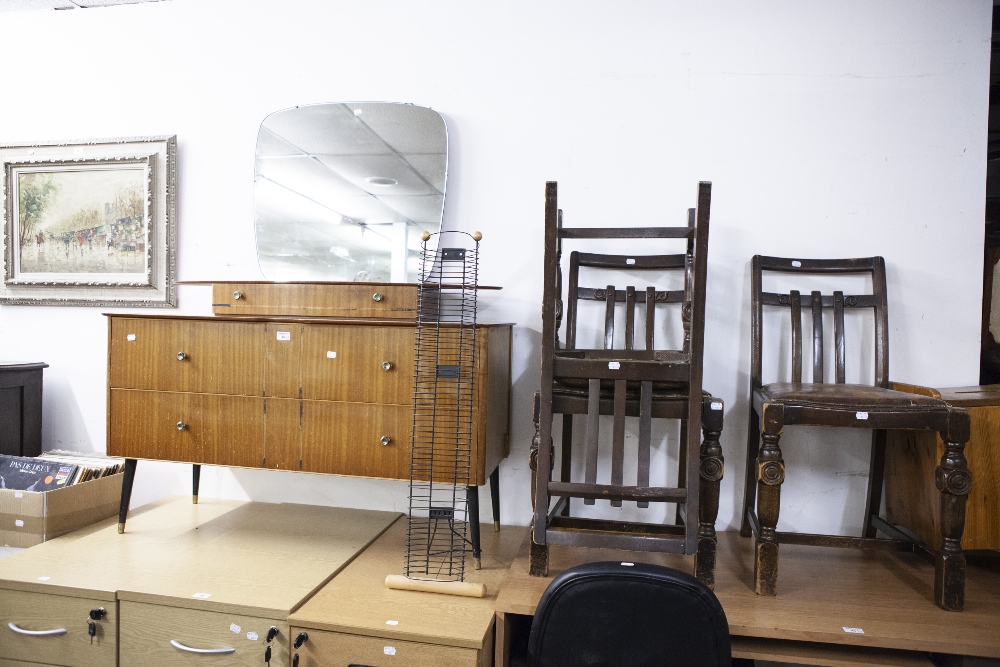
[625,286,636,351]
[811,291,824,383]
[604,286,616,349]
[645,286,655,351]
[833,290,846,383]
[790,290,802,383]
[565,238,579,350]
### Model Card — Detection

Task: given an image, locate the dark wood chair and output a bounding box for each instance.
[741,255,972,611]
[529,181,724,587]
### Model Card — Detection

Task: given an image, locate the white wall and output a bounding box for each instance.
[0,0,990,535]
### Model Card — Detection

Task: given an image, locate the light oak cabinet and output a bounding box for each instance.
[106,296,511,485]
[0,589,117,667]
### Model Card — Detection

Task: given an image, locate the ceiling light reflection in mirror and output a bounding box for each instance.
[254,102,447,282]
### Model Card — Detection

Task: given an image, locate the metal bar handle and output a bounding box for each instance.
[169,639,236,654]
[8,622,67,636]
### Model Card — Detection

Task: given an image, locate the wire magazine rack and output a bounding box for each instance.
[404,230,481,582]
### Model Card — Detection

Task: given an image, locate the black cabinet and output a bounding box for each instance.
[0,362,47,458]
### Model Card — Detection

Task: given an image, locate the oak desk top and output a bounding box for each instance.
[496,530,1000,662]
[0,496,399,618]
[290,517,527,650]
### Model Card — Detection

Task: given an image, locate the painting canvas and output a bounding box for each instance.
[15,164,149,280]
[0,136,176,307]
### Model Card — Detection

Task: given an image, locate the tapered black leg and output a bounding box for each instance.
[118,459,137,534]
[192,464,201,504]
[489,467,500,532]
[467,485,482,570]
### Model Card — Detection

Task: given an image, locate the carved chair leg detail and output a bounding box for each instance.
[934,437,971,611]
[697,397,724,589]
[754,431,784,597]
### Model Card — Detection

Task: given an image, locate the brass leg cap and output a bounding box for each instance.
[192,495,199,505]
[117,523,125,534]
[493,521,500,532]
[474,557,482,570]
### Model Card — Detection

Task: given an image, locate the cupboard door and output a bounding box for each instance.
[264,397,301,471]
[109,318,264,396]
[263,323,302,399]
[109,390,263,467]
[301,326,414,404]
[301,402,410,479]
[0,589,117,667]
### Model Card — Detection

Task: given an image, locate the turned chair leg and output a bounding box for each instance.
[754,429,784,596]
[935,436,971,611]
[741,406,761,538]
[696,397,724,589]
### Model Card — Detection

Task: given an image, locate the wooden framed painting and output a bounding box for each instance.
[0,136,176,307]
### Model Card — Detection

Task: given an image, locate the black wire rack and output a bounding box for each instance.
[404,231,480,582]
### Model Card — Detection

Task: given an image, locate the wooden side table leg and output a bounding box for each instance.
[117,459,138,534]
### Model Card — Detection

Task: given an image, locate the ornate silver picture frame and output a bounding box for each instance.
[0,136,176,307]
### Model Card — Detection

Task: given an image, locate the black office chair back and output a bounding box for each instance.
[527,561,732,667]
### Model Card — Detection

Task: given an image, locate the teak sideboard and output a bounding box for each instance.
[105,282,512,550]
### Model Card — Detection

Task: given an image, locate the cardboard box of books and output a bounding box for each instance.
[0,451,124,548]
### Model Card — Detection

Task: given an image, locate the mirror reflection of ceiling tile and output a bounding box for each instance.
[316,154,437,196]
[404,154,447,193]
[378,195,444,226]
[264,104,391,156]
[255,127,307,158]
[352,103,448,155]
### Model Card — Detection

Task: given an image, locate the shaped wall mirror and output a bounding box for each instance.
[254,102,447,282]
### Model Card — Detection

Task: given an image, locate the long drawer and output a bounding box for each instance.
[109,317,264,395]
[119,601,288,667]
[109,390,264,467]
[0,589,116,667]
[212,282,418,319]
[291,628,483,667]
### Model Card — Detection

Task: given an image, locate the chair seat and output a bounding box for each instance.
[552,379,695,400]
[756,382,947,411]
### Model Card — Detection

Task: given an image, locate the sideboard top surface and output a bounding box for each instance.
[0,497,399,617]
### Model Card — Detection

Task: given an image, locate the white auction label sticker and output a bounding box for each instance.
[856,412,868,420]
[791,260,802,267]
[192,592,212,599]
[127,334,136,341]
[230,624,241,634]
[609,361,621,370]
[247,631,259,641]
[327,351,337,358]
[843,627,864,634]
[710,401,723,410]
[626,258,636,265]
[276,331,290,341]
[14,519,23,527]
[37,576,50,581]
[384,646,397,656]
[386,620,399,626]
[14,491,22,498]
